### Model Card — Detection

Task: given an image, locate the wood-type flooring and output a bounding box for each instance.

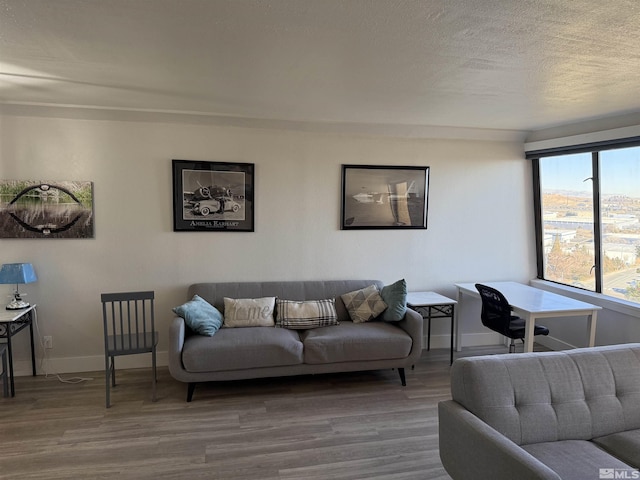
[0,345,523,480]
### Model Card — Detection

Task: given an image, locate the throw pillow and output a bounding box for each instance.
[275,298,338,329]
[223,297,276,327]
[341,284,388,323]
[379,279,407,321]
[172,294,223,336]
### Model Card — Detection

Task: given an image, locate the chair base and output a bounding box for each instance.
[105,353,158,408]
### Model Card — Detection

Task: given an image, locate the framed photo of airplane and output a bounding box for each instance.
[341,165,429,230]
[172,160,254,232]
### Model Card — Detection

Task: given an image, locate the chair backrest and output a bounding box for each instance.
[101,291,155,354]
[475,284,513,337]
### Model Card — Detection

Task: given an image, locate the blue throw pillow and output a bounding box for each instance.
[379,279,407,322]
[173,294,223,336]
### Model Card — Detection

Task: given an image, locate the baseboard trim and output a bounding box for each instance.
[14,332,559,376]
[534,335,576,351]
[12,351,169,377]
[423,332,502,350]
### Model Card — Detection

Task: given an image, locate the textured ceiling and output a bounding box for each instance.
[1,0,639,134]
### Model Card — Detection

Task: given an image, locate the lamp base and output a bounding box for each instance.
[6,299,30,310]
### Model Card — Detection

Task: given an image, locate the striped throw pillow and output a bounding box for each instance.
[275,298,338,329]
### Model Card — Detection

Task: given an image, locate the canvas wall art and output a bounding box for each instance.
[0,180,94,239]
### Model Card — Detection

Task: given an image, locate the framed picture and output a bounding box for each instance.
[172,160,254,232]
[0,180,94,239]
[341,164,429,230]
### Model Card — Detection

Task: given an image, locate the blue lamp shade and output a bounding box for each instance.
[0,263,37,285]
[0,263,37,310]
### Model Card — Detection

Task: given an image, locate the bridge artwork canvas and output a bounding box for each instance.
[0,180,94,239]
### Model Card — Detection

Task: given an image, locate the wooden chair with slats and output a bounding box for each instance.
[101,291,158,407]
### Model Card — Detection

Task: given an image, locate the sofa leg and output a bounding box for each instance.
[187,382,196,402]
[398,368,406,386]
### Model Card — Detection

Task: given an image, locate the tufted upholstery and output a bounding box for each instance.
[450,344,640,446]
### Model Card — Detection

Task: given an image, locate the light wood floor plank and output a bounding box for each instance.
[0,345,535,479]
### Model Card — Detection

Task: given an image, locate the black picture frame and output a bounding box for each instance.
[172,160,254,232]
[341,164,429,230]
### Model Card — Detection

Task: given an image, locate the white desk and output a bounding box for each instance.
[454,282,600,353]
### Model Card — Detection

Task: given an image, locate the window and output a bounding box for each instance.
[532,144,640,304]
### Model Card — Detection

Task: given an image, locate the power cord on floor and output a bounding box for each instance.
[33,308,94,384]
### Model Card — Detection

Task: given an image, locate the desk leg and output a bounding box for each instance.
[454,287,462,352]
[426,307,432,351]
[6,328,14,397]
[587,310,598,347]
[29,317,36,376]
[523,315,535,353]
[450,305,455,365]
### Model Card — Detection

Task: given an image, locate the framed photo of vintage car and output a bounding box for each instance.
[341,164,429,230]
[172,160,255,232]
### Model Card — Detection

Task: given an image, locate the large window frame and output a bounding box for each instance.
[530,136,640,304]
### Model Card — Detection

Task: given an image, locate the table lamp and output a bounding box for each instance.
[0,263,37,310]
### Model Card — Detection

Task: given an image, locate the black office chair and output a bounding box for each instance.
[101,291,158,408]
[475,284,549,353]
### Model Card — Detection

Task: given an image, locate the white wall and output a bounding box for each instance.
[0,110,534,374]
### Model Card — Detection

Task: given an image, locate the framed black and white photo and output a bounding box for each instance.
[341,165,429,230]
[172,160,254,232]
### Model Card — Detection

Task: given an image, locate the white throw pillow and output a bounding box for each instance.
[223,297,276,327]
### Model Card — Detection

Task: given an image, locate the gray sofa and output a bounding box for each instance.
[438,343,640,480]
[168,280,423,401]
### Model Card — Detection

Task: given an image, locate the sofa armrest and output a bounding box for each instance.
[438,400,560,480]
[395,307,423,363]
[168,316,187,380]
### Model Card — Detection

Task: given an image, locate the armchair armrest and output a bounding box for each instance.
[438,400,560,480]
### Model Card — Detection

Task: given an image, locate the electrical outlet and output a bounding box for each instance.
[43,336,53,349]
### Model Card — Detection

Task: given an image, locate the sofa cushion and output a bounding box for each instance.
[593,429,640,469]
[341,284,388,323]
[223,297,276,327]
[522,440,633,480]
[275,298,338,329]
[379,279,407,322]
[301,320,412,364]
[172,294,223,336]
[182,327,303,372]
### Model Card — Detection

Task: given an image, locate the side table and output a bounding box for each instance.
[406,292,457,365]
[0,304,37,397]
